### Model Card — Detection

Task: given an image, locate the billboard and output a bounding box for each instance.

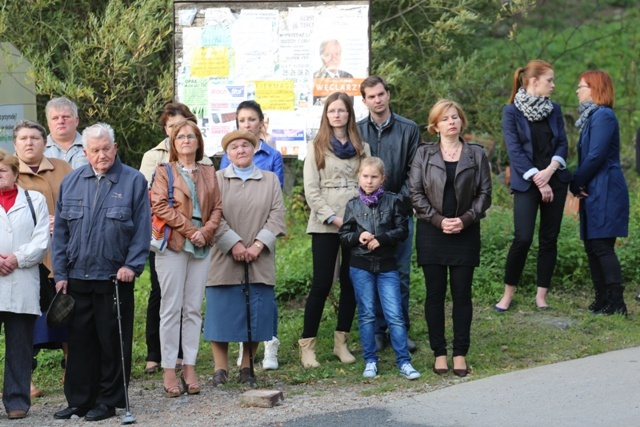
[174,1,370,158]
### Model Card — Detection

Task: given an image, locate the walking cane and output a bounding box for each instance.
[110,274,136,425]
[242,263,256,386]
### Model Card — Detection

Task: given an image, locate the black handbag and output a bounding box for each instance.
[24,190,55,312]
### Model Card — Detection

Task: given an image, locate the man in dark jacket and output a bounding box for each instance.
[357,76,421,352]
[52,123,150,422]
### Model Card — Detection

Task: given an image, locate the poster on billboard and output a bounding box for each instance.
[174,1,370,159]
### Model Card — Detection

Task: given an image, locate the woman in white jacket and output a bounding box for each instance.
[0,149,49,420]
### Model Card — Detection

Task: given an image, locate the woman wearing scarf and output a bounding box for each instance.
[570,70,629,316]
[494,60,572,312]
[300,92,370,368]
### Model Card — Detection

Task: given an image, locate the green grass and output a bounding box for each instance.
[12,261,640,398]
[4,176,640,396]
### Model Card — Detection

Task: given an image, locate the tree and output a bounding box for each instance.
[0,0,173,166]
[369,0,536,170]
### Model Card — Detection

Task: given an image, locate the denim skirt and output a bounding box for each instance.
[203,283,275,342]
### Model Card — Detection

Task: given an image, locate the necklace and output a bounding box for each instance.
[441,143,461,160]
[177,161,199,173]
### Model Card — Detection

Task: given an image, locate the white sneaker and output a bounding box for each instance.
[399,363,421,380]
[237,343,243,368]
[363,362,377,378]
[262,337,280,370]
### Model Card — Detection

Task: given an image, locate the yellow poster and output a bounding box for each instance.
[190,47,229,78]
[255,80,295,111]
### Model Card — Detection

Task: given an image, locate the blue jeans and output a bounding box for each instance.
[375,216,413,334]
[351,267,411,368]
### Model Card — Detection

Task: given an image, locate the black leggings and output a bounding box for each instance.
[504,184,567,288]
[422,264,474,357]
[302,233,355,338]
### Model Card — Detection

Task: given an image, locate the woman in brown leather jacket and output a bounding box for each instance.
[150,120,222,397]
[408,99,492,377]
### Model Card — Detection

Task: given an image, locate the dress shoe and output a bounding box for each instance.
[84,404,115,422]
[7,410,27,420]
[54,406,89,419]
[453,367,469,377]
[493,304,508,313]
[453,356,468,377]
[180,373,201,395]
[164,385,182,398]
[375,334,388,351]
[145,362,160,374]
[407,338,417,353]
[536,305,552,311]
[432,364,449,375]
[239,367,257,388]
[433,356,449,375]
[212,369,228,387]
[30,386,43,398]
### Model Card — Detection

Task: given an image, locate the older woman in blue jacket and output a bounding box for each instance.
[571,70,629,316]
[495,60,572,312]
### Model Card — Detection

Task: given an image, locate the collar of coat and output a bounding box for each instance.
[79,155,123,183]
[18,156,55,174]
[222,164,264,181]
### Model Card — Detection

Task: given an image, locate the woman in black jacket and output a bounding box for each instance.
[409,99,492,377]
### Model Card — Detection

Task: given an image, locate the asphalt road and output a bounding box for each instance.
[278,346,640,427]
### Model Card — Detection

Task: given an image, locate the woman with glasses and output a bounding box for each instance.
[571,70,629,316]
[149,120,222,397]
[299,92,369,368]
[494,60,572,312]
[139,102,213,375]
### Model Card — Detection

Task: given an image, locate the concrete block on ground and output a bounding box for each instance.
[240,389,284,408]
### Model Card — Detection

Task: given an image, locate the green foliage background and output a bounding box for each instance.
[2,1,639,169]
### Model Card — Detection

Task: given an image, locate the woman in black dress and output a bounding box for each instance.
[409,99,492,377]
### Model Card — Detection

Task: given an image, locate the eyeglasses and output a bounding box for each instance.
[327,109,348,115]
[176,134,197,141]
[577,85,590,89]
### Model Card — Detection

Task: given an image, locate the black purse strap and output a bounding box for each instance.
[24,190,37,225]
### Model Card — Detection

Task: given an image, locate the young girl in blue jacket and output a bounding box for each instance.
[339,157,420,380]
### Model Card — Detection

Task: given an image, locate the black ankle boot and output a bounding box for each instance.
[601,284,627,316]
[589,283,608,312]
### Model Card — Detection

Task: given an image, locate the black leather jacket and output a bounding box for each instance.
[357,111,421,214]
[339,192,408,273]
[409,141,492,228]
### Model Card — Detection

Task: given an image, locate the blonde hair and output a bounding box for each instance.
[0,149,20,176]
[427,99,468,135]
[358,156,385,176]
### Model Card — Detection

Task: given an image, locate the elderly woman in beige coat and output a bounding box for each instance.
[300,92,370,368]
[205,130,286,387]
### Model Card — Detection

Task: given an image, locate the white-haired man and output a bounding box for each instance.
[52,123,150,422]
